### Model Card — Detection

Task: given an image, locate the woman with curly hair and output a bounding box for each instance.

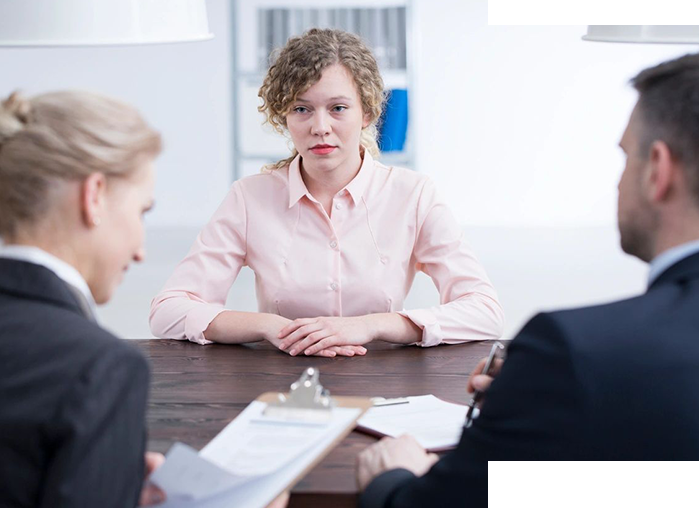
[150,28,504,356]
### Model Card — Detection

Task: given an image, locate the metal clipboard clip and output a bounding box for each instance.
[263,367,335,423]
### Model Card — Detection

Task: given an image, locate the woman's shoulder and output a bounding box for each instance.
[0,295,147,382]
[231,166,291,196]
[370,158,432,197]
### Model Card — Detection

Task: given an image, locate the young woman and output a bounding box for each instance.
[150,29,504,357]
[0,90,165,507]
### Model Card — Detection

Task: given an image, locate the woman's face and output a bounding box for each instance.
[88,162,155,304]
[285,64,369,176]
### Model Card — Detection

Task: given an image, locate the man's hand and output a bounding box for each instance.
[139,452,166,506]
[278,316,372,356]
[356,435,439,491]
[466,356,504,394]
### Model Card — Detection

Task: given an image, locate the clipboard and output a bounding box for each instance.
[150,368,371,508]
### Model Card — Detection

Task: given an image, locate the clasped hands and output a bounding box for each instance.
[274,315,372,358]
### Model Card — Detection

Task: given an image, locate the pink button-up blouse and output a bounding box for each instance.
[149,152,504,346]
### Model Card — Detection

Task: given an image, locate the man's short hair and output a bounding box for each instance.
[631,53,699,203]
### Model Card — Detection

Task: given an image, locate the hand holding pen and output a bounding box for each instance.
[465,342,504,427]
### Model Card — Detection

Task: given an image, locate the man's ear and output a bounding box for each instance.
[646,140,675,204]
[80,172,107,228]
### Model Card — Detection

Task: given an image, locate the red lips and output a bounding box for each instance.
[310,144,336,155]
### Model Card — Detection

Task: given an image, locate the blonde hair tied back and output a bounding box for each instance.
[0,90,162,240]
[258,28,386,170]
[0,92,31,148]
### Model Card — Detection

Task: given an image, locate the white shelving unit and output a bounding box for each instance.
[231,0,415,179]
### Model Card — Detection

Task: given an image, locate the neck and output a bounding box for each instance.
[651,203,699,259]
[7,226,86,280]
[301,149,363,201]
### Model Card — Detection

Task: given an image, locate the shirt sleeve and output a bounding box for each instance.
[38,344,149,508]
[149,183,248,344]
[398,178,505,346]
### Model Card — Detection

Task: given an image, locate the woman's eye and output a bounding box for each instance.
[332,105,347,112]
[293,106,308,113]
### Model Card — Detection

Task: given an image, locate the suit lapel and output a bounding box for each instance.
[649,251,699,291]
[0,258,89,319]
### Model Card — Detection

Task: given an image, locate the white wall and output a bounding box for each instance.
[0,0,233,229]
[412,0,698,228]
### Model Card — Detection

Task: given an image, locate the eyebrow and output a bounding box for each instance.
[295,96,354,103]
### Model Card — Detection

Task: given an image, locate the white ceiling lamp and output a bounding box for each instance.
[583,26,699,44]
[0,0,213,47]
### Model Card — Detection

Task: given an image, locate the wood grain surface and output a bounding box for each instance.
[135,339,495,508]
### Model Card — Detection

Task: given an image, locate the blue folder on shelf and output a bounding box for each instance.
[379,88,408,152]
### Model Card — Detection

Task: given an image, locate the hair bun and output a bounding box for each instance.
[0,91,31,146]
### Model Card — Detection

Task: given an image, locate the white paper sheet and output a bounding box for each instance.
[150,402,361,508]
[357,395,469,451]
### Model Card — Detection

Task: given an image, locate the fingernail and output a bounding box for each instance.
[289,349,296,356]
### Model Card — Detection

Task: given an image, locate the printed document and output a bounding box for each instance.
[357,395,469,451]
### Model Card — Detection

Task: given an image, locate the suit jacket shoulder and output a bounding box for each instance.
[0,259,149,508]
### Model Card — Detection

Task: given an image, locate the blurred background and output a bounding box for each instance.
[1,0,696,339]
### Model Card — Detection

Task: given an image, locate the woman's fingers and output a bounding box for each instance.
[303,336,342,356]
[278,318,315,340]
[312,348,337,358]
[288,330,333,356]
[279,322,322,351]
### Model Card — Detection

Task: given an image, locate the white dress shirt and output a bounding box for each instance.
[648,239,699,288]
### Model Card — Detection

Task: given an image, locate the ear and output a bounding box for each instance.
[646,140,675,204]
[362,112,371,130]
[80,172,107,228]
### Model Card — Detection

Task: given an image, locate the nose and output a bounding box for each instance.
[310,111,331,137]
[133,247,146,263]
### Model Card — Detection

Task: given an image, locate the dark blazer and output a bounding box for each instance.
[362,251,699,508]
[0,258,150,508]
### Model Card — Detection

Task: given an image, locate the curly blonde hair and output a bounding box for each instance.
[258,28,385,170]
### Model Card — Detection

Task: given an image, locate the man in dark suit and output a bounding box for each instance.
[357,53,699,507]
[0,257,156,507]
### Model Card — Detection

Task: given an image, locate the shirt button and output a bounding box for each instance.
[330,282,338,291]
[330,240,338,249]
[335,203,342,210]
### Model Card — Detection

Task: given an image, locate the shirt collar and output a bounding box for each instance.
[287,150,375,208]
[0,244,98,316]
[648,239,699,287]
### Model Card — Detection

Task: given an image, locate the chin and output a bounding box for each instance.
[92,284,116,306]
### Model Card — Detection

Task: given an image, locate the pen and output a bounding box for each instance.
[464,341,504,428]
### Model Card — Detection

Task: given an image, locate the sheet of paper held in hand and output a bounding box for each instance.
[358,395,471,452]
[150,401,361,508]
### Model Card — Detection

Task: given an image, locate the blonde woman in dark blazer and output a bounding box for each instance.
[0,90,164,507]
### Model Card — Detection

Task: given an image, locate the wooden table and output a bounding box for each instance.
[135,339,494,508]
